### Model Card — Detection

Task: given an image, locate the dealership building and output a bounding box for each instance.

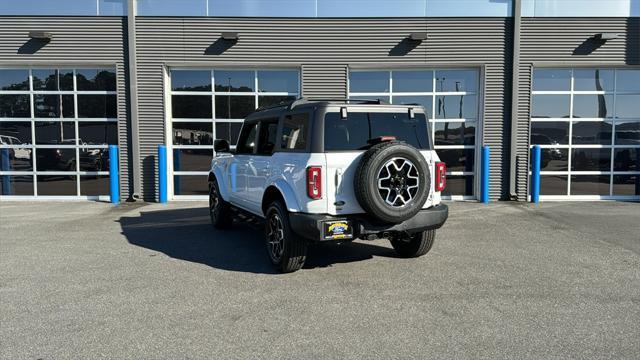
[0,0,638,203]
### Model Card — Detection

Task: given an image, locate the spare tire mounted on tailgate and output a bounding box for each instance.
[354,140,431,224]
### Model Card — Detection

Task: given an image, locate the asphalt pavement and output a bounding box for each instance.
[1,200,639,359]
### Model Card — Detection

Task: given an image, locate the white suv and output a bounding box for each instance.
[208,99,448,272]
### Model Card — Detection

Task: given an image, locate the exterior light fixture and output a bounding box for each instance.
[595,33,618,41]
[28,31,52,41]
[409,32,427,41]
[221,32,239,41]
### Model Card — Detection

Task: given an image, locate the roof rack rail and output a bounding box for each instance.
[254,99,297,112]
[287,97,389,110]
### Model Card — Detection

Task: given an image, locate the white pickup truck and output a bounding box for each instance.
[208,99,448,272]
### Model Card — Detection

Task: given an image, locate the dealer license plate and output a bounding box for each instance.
[322,220,354,240]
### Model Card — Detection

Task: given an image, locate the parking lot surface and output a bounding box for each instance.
[1,201,639,359]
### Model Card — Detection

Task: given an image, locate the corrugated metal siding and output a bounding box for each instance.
[0,17,130,199]
[516,18,638,201]
[302,64,347,99]
[136,17,513,201]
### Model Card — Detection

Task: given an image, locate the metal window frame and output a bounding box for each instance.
[0,66,118,199]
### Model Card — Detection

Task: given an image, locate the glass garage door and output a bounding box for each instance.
[0,68,118,199]
[530,68,640,200]
[168,69,299,198]
[349,69,479,200]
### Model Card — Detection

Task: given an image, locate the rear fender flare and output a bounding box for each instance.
[270,179,301,213]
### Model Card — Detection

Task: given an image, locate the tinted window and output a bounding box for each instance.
[324,112,429,151]
[572,121,613,145]
[435,95,477,119]
[531,95,570,118]
[392,71,433,93]
[349,72,389,93]
[173,122,213,145]
[0,122,32,144]
[77,95,117,118]
[257,120,279,155]
[573,95,613,118]
[215,122,242,145]
[574,69,614,92]
[0,95,30,118]
[532,69,571,91]
[76,69,116,91]
[281,113,309,150]
[171,70,211,92]
[257,71,298,93]
[215,96,255,119]
[615,70,640,92]
[0,70,29,91]
[214,70,254,92]
[434,70,478,92]
[530,122,569,145]
[393,96,433,119]
[172,96,212,119]
[236,123,257,154]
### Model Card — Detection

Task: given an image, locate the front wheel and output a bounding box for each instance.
[265,201,307,273]
[390,230,435,258]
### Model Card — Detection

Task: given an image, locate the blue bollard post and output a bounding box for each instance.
[481,145,490,204]
[158,145,167,203]
[108,145,119,204]
[1,148,12,195]
[531,145,541,204]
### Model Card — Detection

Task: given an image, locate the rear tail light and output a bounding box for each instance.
[435,162,446,192]
[307,166,322,200]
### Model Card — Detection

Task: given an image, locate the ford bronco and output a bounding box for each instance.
[208,99,448,272]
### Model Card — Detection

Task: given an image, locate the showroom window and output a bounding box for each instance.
[349,69,479,200]
[0,68,118,199]
[530,68,640,199]
[169,69,299,197]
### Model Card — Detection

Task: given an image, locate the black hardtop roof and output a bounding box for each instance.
[245,98,426,121]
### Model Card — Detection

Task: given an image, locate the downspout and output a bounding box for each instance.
[508,0,522,199]
[127,0,142,200]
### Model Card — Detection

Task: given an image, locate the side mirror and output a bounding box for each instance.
[214,139,230,153]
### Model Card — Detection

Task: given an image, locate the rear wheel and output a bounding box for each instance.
[209,179,232,229]
[265,201,307,273]
[390,230,435,258]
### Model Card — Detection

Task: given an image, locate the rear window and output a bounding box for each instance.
[324,112,430,151]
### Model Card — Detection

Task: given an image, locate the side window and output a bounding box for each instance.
[256,119,279,155]
[236,123,258,154]
[281,113,309,151]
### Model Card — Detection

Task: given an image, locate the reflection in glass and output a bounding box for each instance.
[34,95,74,118]
[77,95,117,118]
[527,0,637,17]
[173,175,208,195]
[615,121,640,145]
[318,0,426,17]
[173,149,213,171]
[257,71,299,93]
[32,69,73,91]
[215,122,243,145]
[613,176,640,196]
[531,95,570,118]
[210,0,315,16]
[436,149,474,172]
[573,69,614,92]
[540,175,568,195]
[349,96,390,103]
[570,175,610,196]
[435,95,477,119]
[392,71,433,92]
[0,175,33,195]
[614,148,638,172]
[435,70,478,92]
[36,148,77,171]
[80,175,109,196]
[37,175,77,195]
[572,95,613,118]
[35,122,75,145]
[349,72,389,93]
[442,175,473,196]
[530,122,569,145]
[173,122,213,145]
[571,148,611,171]
[427,0,511,16]
[532,69,571,91]
[137,0,207,16]
[172,96,212,119]
[0,95,30,118]
[0,122,32,144]
[214,70,254,92]
[78,122,118,145]
[392,96,433,118]
[434,122,475,146]
[615,95,640,119]
[0,0,99,15]
[539,148,568,171]
[258,96,296,108]
[78,148,108,171]
[572,121,613,145]
[215,96,256,119]
[0,70,29,91]
[0,147,33,171]
[76,69,117,91]
[171,70,211,92]
[615,70,640,92]
[98,0,127,15]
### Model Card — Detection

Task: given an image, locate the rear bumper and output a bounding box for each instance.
[289,204,448,242]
